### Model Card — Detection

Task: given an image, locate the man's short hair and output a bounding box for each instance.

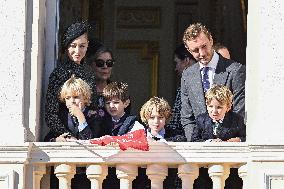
[183,22,212,43]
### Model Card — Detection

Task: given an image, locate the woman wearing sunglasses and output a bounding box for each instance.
[86,46,115,119]
[89,46,115,93]
[86,46,122,189]
[44,21,98,142]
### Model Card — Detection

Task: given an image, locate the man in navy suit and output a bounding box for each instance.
[180,23,245,141]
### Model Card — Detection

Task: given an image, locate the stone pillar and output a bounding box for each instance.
[86,165,108,189]
[238,164,247,189]
[116,164,138,189]
[41,0,58,141]
[28,0,46,141]
[54,164,76,189]
[33,165,46,189]
[208,165,229,189]
[0,0,47,142]
[246,1,284,143]
[146,164,168,189]
[0,0,26,143]
[178,164,199,189]
[246,1,284,188]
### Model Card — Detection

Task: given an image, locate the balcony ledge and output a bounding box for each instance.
[1,142,284,165]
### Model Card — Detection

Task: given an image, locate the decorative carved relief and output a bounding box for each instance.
[116,7,160,28]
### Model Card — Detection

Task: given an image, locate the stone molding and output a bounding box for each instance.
[2,143,284,165]
[0,170,16,189]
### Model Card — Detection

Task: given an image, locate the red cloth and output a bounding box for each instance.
[90,129,149,151]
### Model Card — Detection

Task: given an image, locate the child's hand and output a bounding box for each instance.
[68,103,86,123]
[226,137,241,142]
[68,102,83,117]
[55,133,69,142]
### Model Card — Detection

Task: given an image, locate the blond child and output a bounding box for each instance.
[44,75,103,142]
[191,85,246,142]
[140,97,186,142]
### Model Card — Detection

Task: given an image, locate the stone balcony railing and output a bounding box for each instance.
[0,141,254,189]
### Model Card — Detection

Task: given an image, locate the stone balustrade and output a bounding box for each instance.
[3,142,284,189]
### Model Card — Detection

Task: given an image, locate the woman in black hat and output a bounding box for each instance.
[44,21,99,142]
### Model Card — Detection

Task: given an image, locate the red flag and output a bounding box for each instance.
[90,129,149,151]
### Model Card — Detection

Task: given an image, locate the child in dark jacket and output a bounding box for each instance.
[140,96,187,142]
[102,81,142,189]
[44,75,105,142]
[102,81,140,136]
[191,84,246,142]
[135,96,186,189]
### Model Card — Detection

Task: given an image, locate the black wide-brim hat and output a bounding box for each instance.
[62,21,91,50]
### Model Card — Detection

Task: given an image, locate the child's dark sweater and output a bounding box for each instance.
[105,113,138,136]
[191,111,246,142]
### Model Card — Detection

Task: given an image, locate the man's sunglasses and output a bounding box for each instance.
[94,59,115,67]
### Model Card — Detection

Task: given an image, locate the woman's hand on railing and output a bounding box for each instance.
[55,133,76,142]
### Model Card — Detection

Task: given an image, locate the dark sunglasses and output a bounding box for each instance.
[94,59,115,67]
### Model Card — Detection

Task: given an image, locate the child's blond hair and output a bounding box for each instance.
[140,97,172,124]
[59,75,92,106]
[102,81,129,102]
[205,85,233,108]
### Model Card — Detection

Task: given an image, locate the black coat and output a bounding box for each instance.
[191,111,246,142]
[164,124,187,142]
[45,59,97,137]
[44,106,107,141]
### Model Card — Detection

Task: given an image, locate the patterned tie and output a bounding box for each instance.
[71,115,79,134]
[213,121,220,136]
[202,67,210,92]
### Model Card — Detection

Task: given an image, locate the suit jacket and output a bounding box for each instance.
[180,54,246,141]
[191,111,246,142]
